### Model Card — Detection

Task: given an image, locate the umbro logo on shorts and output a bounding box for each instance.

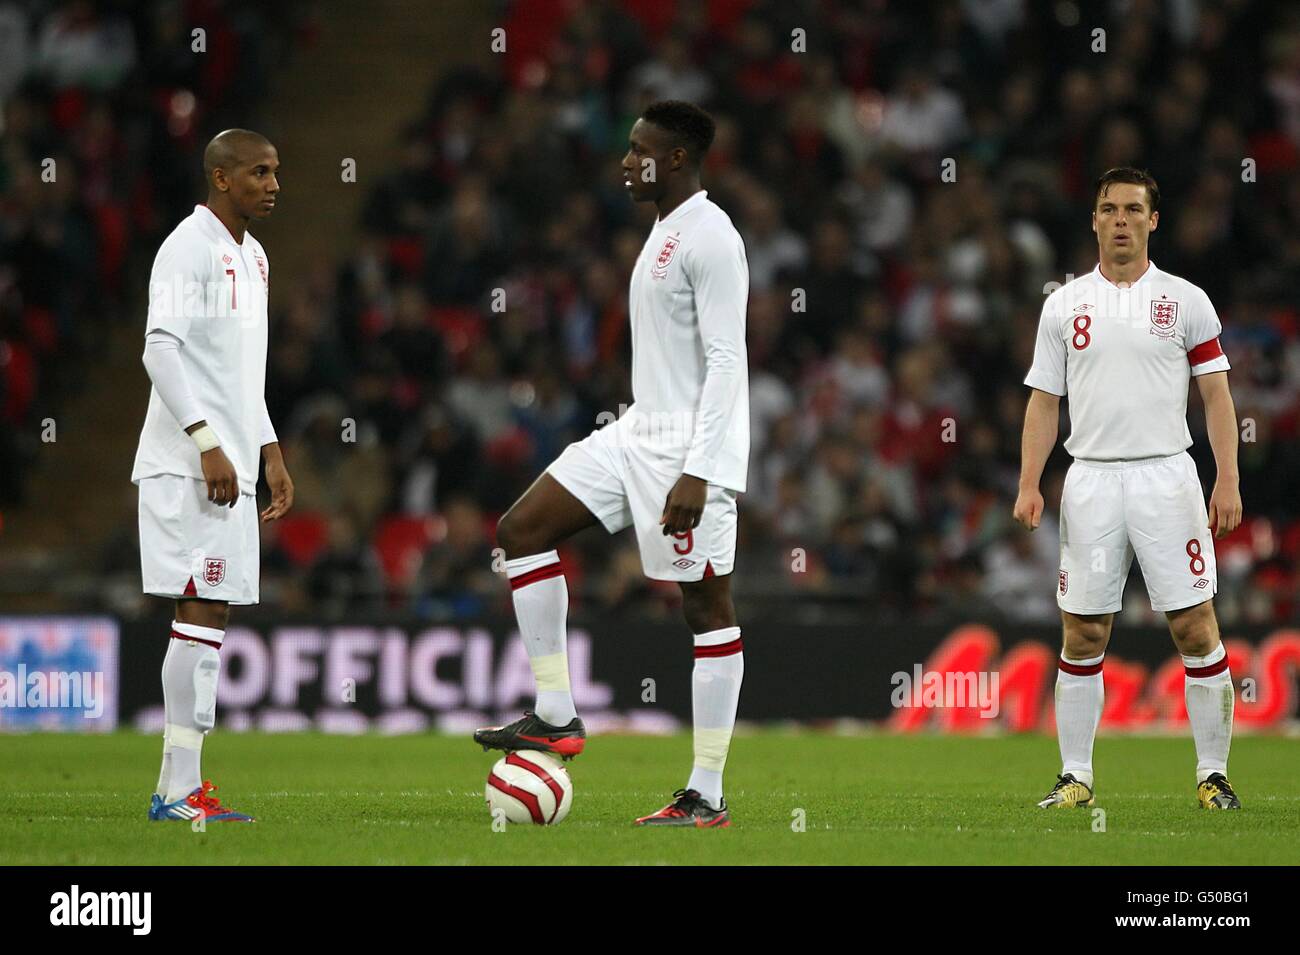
[673,557,697,570]
[1194,578,1209,589]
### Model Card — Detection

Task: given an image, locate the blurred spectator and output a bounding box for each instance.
[302,511,386,618]
[282,395,392,533]
[1,1,305,511]
[981,524,1060,623]
[35,2,136,91]
[880,64,968,162]
[13,0,1300,625]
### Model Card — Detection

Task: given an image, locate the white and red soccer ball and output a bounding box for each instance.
[485,752,573,825]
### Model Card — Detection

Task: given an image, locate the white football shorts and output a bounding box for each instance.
[1057,451,1217,615]
[138,474,260,605]
[546,415,738,582]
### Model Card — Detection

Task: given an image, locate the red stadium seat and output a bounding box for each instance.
[274,512,331,567]
[484,427,533,468]
[1215,517,1272,564]
[94,203,130,289]
[386,236,425,278]
[431,307,483,364]
[373,515,444,589]
[0,340,36,424]
[22,308,58,356]
[1279,520,1300,562]
[50,89,87,131]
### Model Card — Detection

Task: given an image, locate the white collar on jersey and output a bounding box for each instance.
[1092,259,1157,289]
[195,203,245,248]
[656,189,709,226]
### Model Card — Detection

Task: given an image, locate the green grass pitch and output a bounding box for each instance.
[1,732,1296,865]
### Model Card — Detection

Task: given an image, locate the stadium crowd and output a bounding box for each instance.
[7,0,1300,625]
[0,0,307,507]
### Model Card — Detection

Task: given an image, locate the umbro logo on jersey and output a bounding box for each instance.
[1073,303,1092,312]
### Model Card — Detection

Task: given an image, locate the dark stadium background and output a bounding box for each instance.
[1,0,1298,732]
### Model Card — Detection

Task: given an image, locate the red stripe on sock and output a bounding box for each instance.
[170,629,222,650]
[509,563,564,591]
[695,637,744,658]
[1058,657,1103,676]
[1185,657,1229,678]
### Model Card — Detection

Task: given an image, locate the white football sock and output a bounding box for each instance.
[506,551,576,726]
[686,627,744,809]
[162,621,224,803]
[1055,652,1104,790]
[154,738,171,799]
[167,735,202,803]
[1184,643,1233,783]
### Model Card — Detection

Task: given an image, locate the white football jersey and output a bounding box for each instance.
[132,204,271,494]
[626,189,750,492]
[1024,261,1230,461]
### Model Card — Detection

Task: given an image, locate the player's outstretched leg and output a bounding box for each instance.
[1038,611,1109,808]
[475,473,599,760]
[636,574,741,827]
[1168,602,1240,809]
[149,600,254,822]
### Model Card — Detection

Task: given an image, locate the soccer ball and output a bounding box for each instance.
[485,751,573,825]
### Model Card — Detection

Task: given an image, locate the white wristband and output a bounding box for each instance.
[190,425,220,453]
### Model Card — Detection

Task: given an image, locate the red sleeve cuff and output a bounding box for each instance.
[1187,337,1224,366]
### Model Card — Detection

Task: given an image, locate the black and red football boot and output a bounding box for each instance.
[634,788,731,828]
[473,711,586,760]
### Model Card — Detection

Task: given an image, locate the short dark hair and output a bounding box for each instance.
[641,100,716,165]
[1094,167,1160,213]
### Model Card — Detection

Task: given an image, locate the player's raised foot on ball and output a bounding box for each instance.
[148,780,255,823]
[473,711,586,760]
[634,788,731,828]
[1035,773,1096,809]
[1197,773,1241,810]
